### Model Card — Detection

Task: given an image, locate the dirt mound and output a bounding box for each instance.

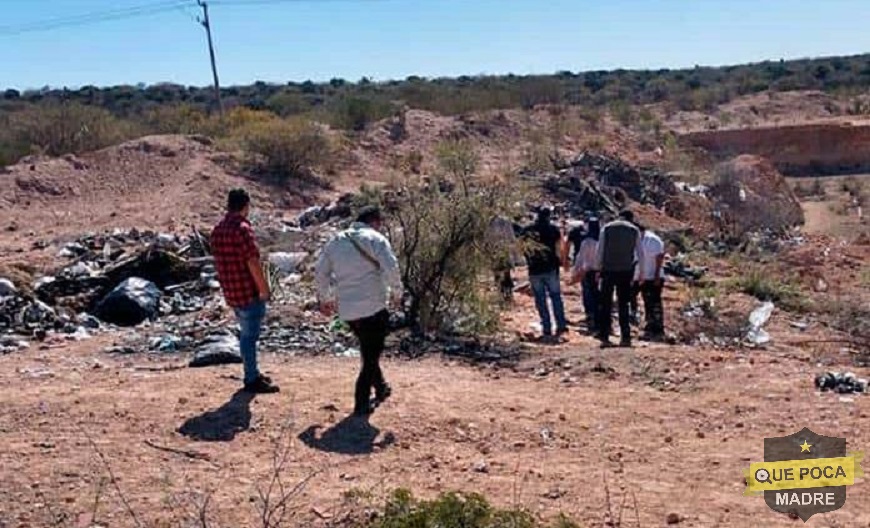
[681,121,870,176]
[341,107,657,188]
[667,90,847,133]
[710,155,804,235]
[0,135,275,237]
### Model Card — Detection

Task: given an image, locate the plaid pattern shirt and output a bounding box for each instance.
[211,212,261,308]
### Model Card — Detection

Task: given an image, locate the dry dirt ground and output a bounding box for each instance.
[2,281,869,528]
[1,123,870,527]
[791,175,869,240]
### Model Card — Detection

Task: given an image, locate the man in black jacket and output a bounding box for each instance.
[523,208,568,341]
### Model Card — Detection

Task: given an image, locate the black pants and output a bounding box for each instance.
[581,273,600,332]
[494,267,514,301]
[641,280,665,334]
[599,271,634,343]
[347,310,390,413]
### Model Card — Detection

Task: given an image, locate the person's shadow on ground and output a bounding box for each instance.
[298,415,396,455]
[178,390,255,442]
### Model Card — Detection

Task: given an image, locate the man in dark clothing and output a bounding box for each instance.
[562,220,586,269]
[596,210,642,348]
[523,208,568,340]
[211,189,279,394]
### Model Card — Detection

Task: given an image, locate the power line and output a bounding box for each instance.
[0,0,193,36]
[211,0,384,5]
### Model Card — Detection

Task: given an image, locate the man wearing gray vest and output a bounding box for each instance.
[596,210,642,348]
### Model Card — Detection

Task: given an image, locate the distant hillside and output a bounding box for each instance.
[5,53,870,118]
[3,53,870,166]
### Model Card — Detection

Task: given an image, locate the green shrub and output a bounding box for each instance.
[141,104,209,135]
[3,102,139,161]
[386,140,523,333]
[330,96,395,131]
[368,489,581,528]
[731,267,807,312]
[238,118,333,185]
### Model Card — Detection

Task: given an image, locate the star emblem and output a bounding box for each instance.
[800,440,812,453]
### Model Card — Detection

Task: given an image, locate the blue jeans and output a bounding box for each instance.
[530,271,567,335]
[234,300,266,385]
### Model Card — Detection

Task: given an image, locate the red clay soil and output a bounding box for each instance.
[681,122,870,176]
[1,282,869,528]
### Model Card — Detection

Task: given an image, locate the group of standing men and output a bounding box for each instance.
[210,187,667,417]
[512,207,668,348]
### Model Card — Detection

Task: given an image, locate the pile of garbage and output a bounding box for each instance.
[0,228,220,347]
[522,151,681,219]
[815,372,868,395]
[569,152,679,209]
[295,193,357,228]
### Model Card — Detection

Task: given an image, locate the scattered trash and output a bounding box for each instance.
[746,302,774,346]
[332,343,360,358]
[95,278,161,327]
[815,372,867,395]
[789,321,809,331]
[268,252,308,274]
[0,278,17,298]
[189,332,242,368]
[150,334,187,353]
[664,256,708,281]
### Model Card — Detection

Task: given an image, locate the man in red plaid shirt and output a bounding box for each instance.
[211,189,279,394]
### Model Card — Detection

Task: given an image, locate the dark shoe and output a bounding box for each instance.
[640,331,664,342]
[599,340,615,349]
[244,375,280,394]
[619,339,633,348]
[374,385,392,405]
[555,327,569,336]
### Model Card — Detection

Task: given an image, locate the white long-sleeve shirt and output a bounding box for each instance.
[315,223,403,322]
[573,238,599,274]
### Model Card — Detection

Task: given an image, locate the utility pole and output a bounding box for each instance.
[197,0,223,116]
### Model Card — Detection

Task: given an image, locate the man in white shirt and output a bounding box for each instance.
[570,217,600,335]
[315,206,403,416]
[637,225,666,339]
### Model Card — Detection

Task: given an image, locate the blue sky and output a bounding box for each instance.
[2,0,869,90]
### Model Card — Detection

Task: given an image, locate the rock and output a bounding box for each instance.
[189,332,242,368]
[0,278,17,297]
[472,460,489,473]
[666,512,682,524]
[95,278,161,327]
[76,313,101,329]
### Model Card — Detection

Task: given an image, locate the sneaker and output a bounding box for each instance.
[244,375,280,394]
